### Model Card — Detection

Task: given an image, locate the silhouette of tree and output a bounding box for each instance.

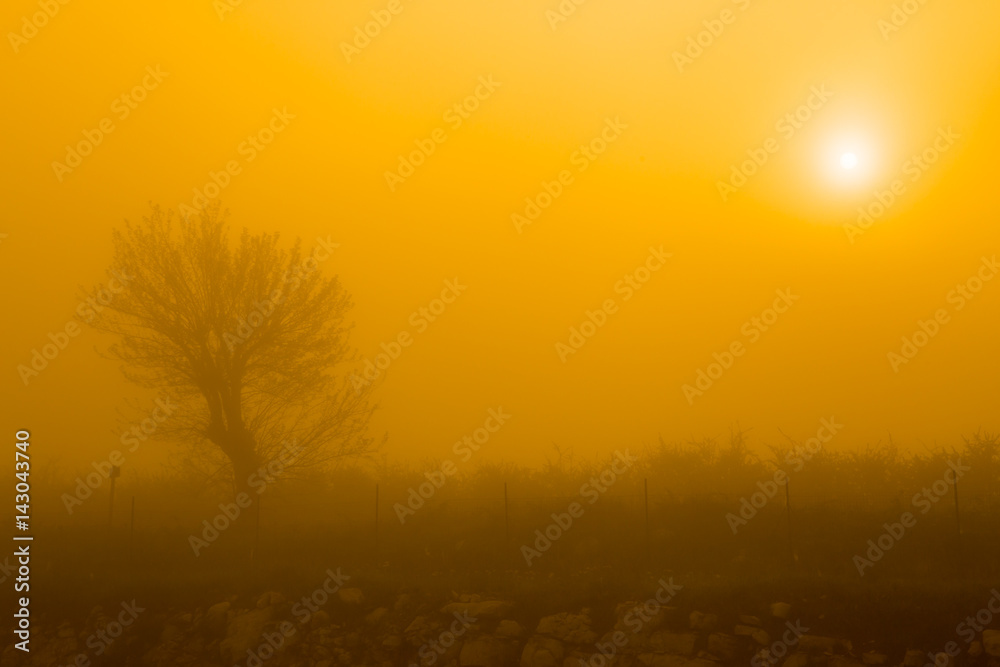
[87,203,376,497]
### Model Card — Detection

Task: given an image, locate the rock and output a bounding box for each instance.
[497,620,525,639]
[736,625,768,644]
[460,635,507,666]
[740,615,763,626]
[365,607,389,626]
[404,615,438,645]
[903,650,924,667]
[782,652,810,667]
[338,588,365,605]
[970,641,984,658]
[442,600,515,620]
[382,635,402,650]
[256,591,285,608]
[219,607,273,664]
[798,635,839,654]
[862,651,888,665]
[770,603,792,620]
[828,656,865,667]
[690,611,718,632]
[985,630,1000,658]
[649,631,697,656]
[310,610,332,628]
[521,636,565,667]
[204,602,231,637]
[637,655,689,667]
[393,593,412,612]
[537,611,597,644]
[708,633,740,660]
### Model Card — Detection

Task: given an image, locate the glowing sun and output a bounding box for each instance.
[840,152,859,170]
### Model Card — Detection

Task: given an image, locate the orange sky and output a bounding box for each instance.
[3,0,1000,471]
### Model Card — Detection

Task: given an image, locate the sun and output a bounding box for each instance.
[840,152,859,170]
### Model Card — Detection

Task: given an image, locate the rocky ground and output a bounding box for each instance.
[7,583,1000,667]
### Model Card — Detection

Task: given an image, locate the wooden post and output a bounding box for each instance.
[504,482,510,544]
[785,479,794,567]
[954,477,962,571]
[374,483,379,554]
[643,478,650,563]
[108,465,120,528]
[252,494,261,568]
[129,496,135,566]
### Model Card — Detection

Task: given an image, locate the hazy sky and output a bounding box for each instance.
[3,0,1000,472]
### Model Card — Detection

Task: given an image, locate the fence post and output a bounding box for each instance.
[129,496,135,567]
[785,479,794,567]
[504,482,509,545]
[252,494,261,568]
[643,478,650,564]
[954,477,962,572]
[108,465,120,528]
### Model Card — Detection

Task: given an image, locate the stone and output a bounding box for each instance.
[497,620,525,639]
[365,607,389,626]
[862,652,888,665]
[204,601,231,637]
[985,630,1000,658]
[219,607,273,664]
[256,591,285,608]
[690,611,718,632]
[770,602,792,620]
[537,611,597,644]
[649,631,697,656]
[338,588,365,605]
[798,635,839,653]
[708,633,740,660]
[521,636,565,667]
[460,635,507,666]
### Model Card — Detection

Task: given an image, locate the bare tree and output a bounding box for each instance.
[87,203,377,498]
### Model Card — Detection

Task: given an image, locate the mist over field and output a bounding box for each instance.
[3,0,1000,665]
